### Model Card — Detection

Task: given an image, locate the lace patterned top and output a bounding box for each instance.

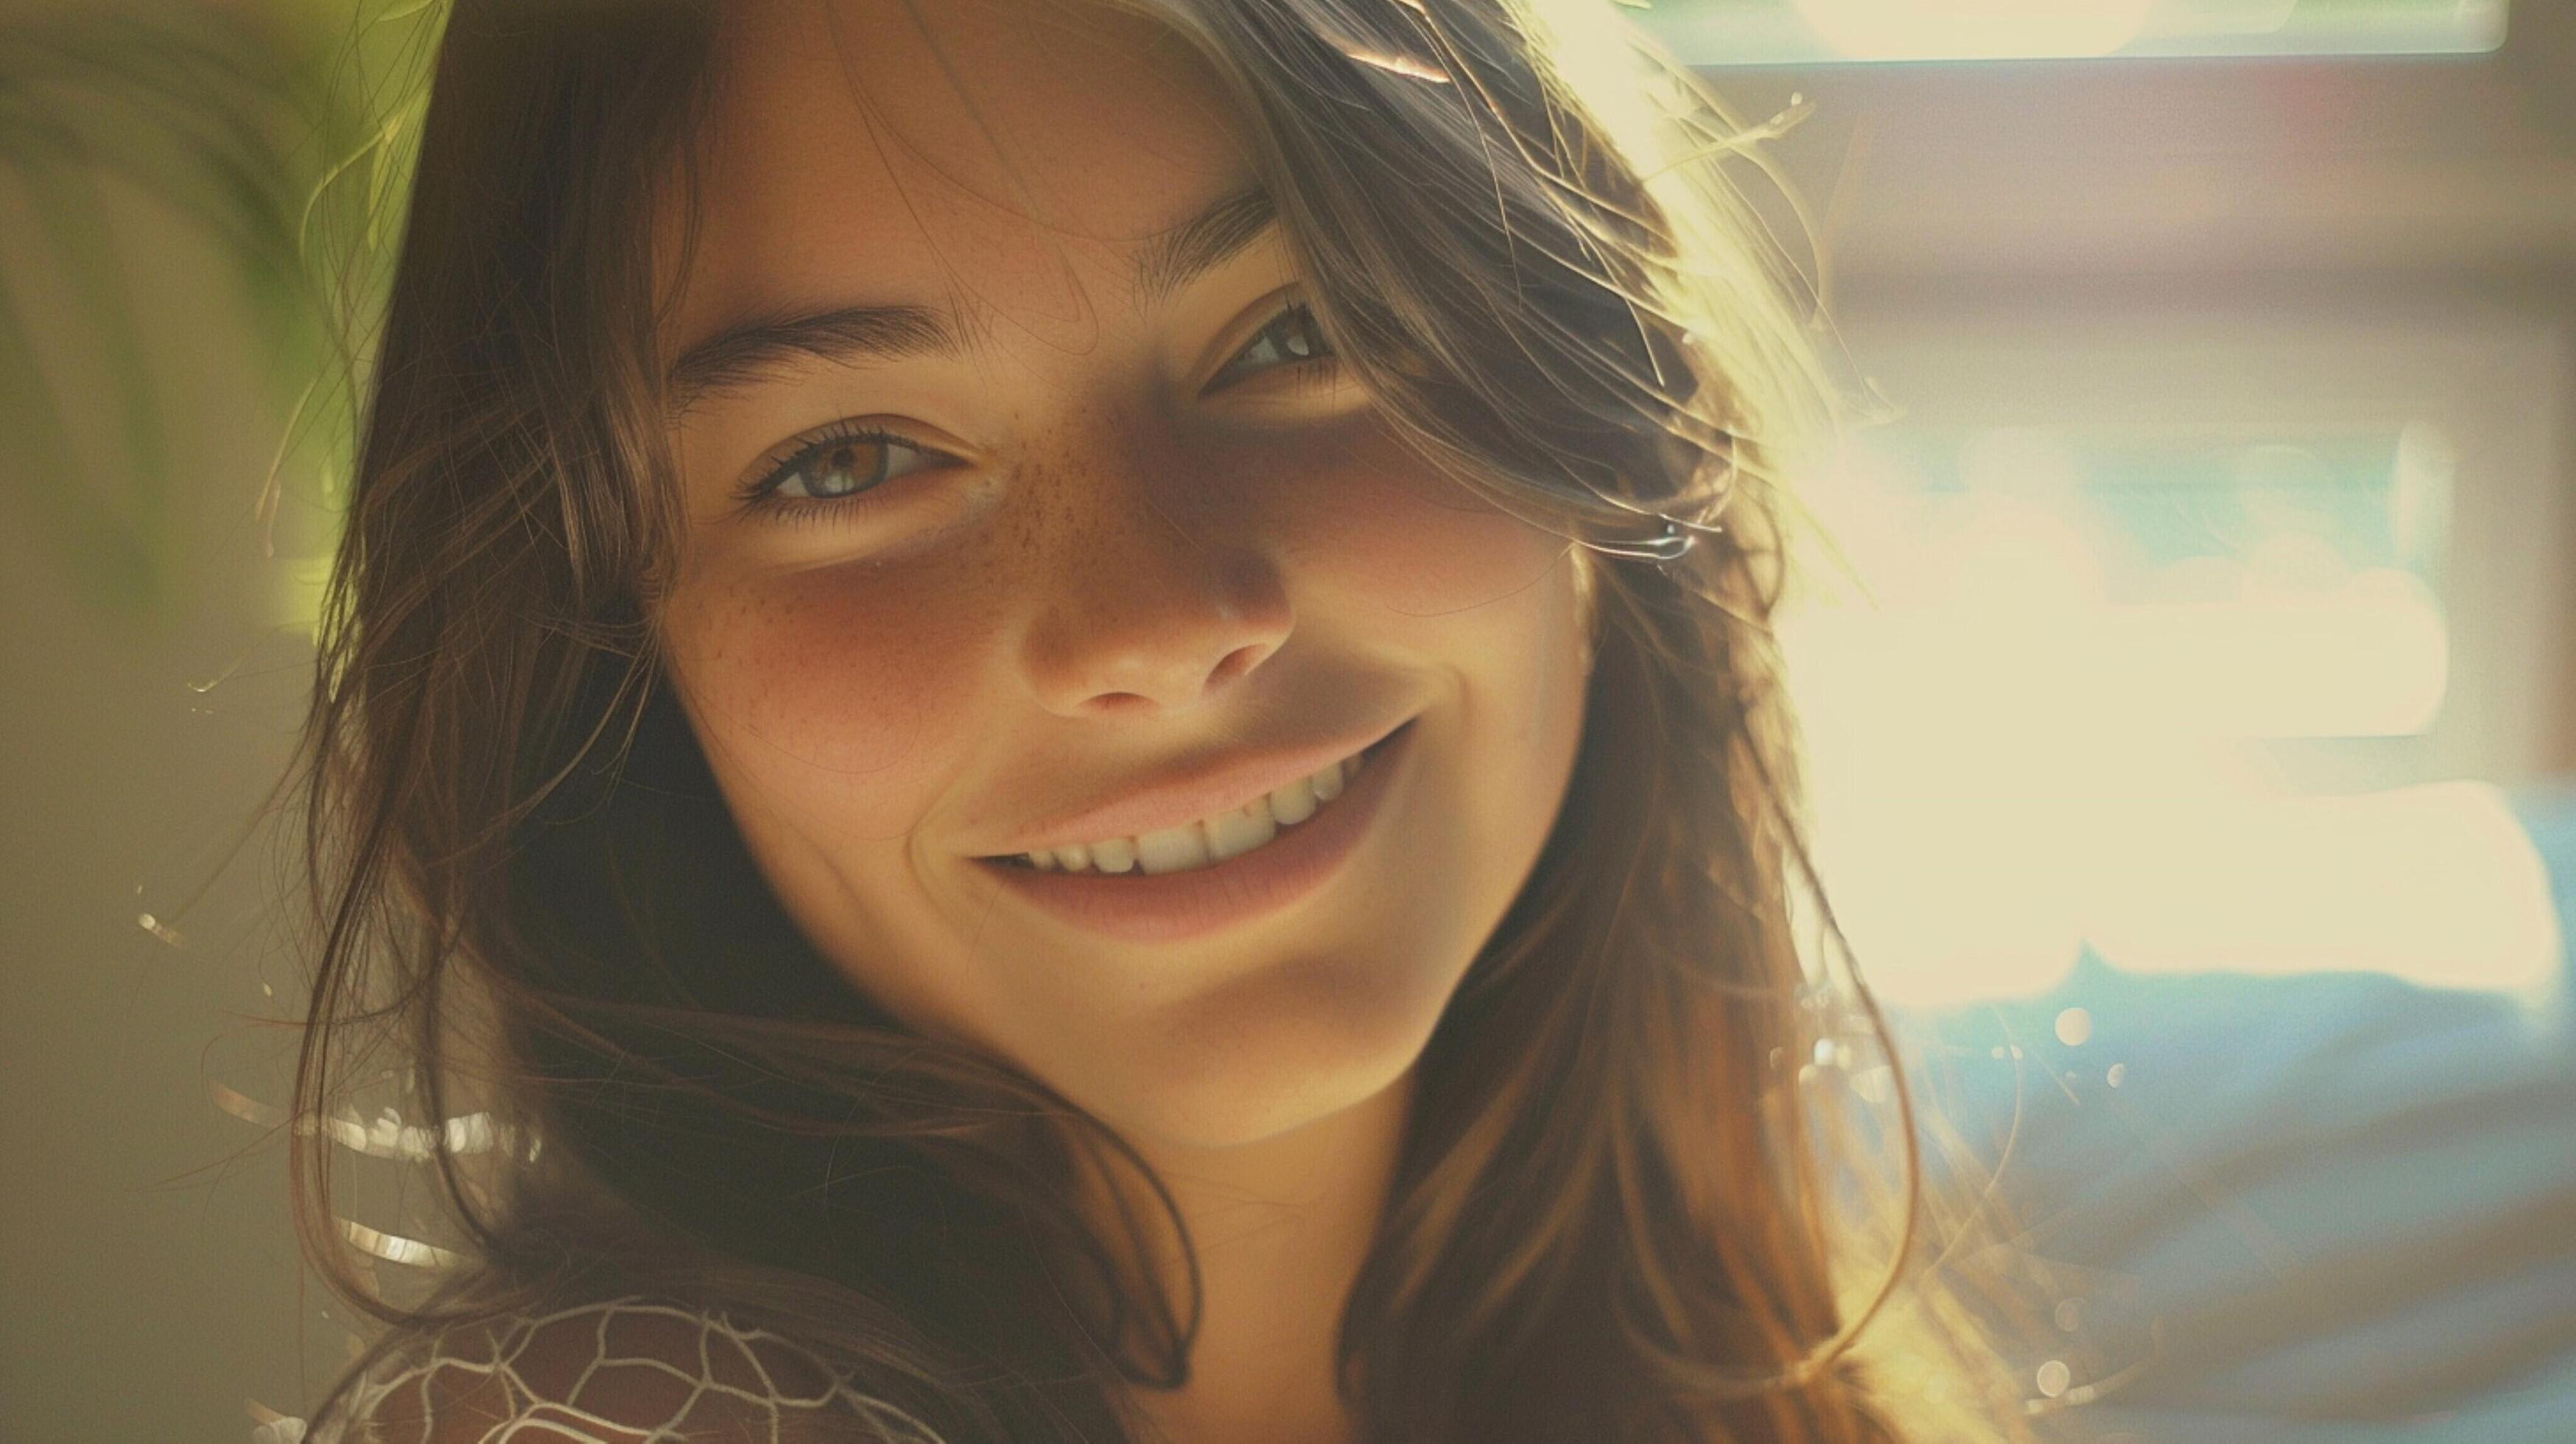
[279,1298,944,1443]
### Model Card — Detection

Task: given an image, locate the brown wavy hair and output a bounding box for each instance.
[293,0,2018,1437]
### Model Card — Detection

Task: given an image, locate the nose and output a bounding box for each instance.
[1017,474,1293,719]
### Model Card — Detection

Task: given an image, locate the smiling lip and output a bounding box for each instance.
[978,715,1413,859]
[971,721,1414,944]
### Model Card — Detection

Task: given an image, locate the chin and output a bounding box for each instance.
[1094,941,1463,1153]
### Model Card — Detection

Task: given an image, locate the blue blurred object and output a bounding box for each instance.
[1894,784,2576,1442]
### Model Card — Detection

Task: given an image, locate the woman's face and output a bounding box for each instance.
[656,0,1590,1151]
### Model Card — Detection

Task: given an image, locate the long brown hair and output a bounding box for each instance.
[294,1,2015,1437]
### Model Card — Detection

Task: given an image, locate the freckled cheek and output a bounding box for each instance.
[1257,425,1568,625]
[660,561,1001,838]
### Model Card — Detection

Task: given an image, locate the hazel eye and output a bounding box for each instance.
[757,429,947,504]
[1202,301,1335,395]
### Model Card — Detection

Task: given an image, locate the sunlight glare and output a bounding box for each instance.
[1792,0,2156,60]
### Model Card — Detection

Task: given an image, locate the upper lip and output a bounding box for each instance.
[978,716,1411,858]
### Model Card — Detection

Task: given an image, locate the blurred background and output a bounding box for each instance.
[1635,0,2576,1009]
[2,0,2571,1437]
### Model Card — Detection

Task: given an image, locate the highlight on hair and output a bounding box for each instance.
[289,0,2029,1438]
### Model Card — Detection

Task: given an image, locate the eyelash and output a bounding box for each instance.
[735,420,941,525]
[739,298,1340,519]
[1198,299,1338,397]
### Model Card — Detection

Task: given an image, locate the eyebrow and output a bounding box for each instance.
[666,304,955,416]
[1131,182,1276,310]
[664,183,1278,416]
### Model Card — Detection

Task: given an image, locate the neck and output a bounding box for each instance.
[1101,1074,1414,1444]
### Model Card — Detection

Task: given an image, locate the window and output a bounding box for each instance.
[1780,298,2569,1002]
[1632,0,2508,66]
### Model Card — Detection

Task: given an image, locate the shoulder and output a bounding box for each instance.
[312,1297,942,1444]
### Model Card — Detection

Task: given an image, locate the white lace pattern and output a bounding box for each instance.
[292,1297,946,1443]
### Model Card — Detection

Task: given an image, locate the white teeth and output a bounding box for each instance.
[1016,746,1373,875]
[1134,821,1212,875]
[1267,776,1316,825]
[1203,802,1278,863]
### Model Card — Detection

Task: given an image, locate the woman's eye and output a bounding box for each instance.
[1202,301,1336,395]
[755,429,946,504]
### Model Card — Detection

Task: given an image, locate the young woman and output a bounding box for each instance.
[293,0,2011,1438]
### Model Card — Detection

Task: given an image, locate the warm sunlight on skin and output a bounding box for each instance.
[651,13,1593,1433]
[653,0,1590,1172]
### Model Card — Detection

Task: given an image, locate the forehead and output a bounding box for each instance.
[670,0,1252,340]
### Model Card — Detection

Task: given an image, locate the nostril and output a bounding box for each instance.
[1208,643,1268,688]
